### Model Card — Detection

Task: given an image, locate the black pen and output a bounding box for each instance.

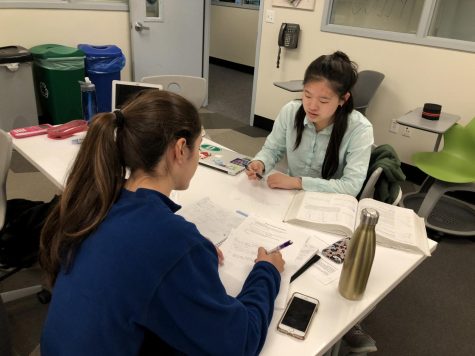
[290,251,321,283]
[245,163,263,180]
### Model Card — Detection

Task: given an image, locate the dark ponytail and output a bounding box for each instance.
[294,51,358,179]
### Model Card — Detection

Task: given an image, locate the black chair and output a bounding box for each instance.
[0,129,51,305]
[0,296,12,356]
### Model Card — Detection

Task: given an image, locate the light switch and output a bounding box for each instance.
[265,10,275,23]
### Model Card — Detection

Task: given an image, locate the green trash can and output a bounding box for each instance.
[30,44,85,124]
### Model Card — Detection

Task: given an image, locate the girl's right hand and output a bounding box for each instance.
[255,247,285,273]
[245,160,265,180]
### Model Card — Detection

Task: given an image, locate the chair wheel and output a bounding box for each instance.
[37,290,51,304]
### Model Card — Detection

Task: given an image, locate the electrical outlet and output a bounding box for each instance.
[402,126,411,137]
[389,119,399,134]
[265,10,275,23]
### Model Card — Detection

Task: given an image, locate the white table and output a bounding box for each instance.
[396,107,460,151]
[12,134,437,356]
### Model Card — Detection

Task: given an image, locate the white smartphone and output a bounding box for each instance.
[277,292,319,340]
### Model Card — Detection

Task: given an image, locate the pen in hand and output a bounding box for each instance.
[266,240,293,254]
[290,251,320,283]
[245,163,264,180]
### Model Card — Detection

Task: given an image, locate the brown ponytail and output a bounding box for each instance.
[40,90,201,285]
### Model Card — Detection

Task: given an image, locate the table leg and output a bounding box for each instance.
[433,134,442,152]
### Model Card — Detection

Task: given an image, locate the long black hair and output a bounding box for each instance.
[294,51,358,179]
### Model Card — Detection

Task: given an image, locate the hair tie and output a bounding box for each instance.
[114,110,125,129]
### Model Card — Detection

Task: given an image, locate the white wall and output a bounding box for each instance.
[210,5,259,67]
[0,9,131,80]
[2,6,474,164]
[254,1,475,163]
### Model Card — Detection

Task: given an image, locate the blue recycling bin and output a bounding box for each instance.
[77,44,125,113]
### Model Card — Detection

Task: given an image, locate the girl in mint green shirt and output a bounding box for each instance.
[247,51,373,197]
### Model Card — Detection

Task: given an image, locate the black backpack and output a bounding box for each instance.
[0,196,58,268]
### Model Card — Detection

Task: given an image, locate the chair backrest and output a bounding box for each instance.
[465,116,475,142]
[352,70,385,115]
[411,117,475,185]
[359,144,404,205]
[442,123,475,156]
[359,166,383,201]
[0,130,13,230]
[140,75,207,110]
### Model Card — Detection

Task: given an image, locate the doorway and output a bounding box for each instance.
[129,0,207,81]
[206,2,261,126]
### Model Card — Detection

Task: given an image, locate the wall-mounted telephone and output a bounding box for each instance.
[278,23,300,48]
[277,23,300,68]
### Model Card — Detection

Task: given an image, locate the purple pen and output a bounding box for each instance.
[266,240,293,254]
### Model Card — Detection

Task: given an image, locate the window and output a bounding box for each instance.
[0,0,128,11]
[322,0,475,53]
[428,0,475,42]
[212,0,260,10]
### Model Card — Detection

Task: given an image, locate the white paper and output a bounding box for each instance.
[227,174,296,222]
[177,197,246,246]
[293,234,342,285]
[218,217,310,309]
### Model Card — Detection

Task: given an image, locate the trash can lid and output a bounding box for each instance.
[30,44,84,59]
[0,45,33,64]
[77,44,123,58]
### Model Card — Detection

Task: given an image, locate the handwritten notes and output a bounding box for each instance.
[219,217,310,309]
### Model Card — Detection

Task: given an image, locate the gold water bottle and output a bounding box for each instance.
[338,208,379,300]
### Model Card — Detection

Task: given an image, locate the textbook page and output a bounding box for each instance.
[178,197,246,246]
[284,191,358,237]
[357,199,431,256]
[218,217,310,309]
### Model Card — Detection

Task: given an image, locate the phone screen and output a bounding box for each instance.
[281,296,318,332]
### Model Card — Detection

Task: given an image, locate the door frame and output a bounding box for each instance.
[249,3,264,126]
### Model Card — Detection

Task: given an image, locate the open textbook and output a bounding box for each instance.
[283,191,431,256]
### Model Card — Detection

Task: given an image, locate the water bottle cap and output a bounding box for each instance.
[79,77,95,91]
[360,208,379,225]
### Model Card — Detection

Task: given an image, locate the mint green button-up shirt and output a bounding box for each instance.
[254,100,374,196]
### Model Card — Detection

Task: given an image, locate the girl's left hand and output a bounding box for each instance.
[266,172,302,190]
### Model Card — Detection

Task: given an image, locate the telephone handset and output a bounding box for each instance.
[277,23,300,68]
[278,23,300,49]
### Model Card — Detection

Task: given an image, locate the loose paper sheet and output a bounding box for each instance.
[178,197,246,246]
[218,217,311,309]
